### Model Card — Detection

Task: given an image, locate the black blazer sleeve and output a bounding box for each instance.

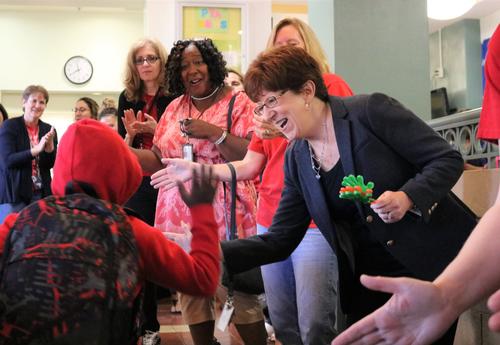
[117,90,131,139]
[0,118,33,169]
[221,146,311,274]
[358,93,464,221]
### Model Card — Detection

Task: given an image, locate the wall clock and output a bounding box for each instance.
[64,55,93,84]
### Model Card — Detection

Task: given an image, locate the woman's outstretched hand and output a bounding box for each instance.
[331,275,457,345]
[151,158,200,190]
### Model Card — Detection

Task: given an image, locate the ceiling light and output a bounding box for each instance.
[427,0,476,20]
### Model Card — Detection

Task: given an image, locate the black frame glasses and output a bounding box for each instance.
[134,55,160,65]
[253,90,287,116]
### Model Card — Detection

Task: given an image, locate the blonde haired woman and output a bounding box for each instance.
[117,37,175,345]
[267,17,352,99]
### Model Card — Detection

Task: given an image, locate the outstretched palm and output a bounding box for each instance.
[332,275,457,345]
[150,158,199,190]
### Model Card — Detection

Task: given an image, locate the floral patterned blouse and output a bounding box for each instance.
[153,91,257,250]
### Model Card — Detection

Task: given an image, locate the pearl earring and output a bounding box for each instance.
[305,103,310,109]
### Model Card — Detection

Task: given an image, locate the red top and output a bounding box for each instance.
[25,123,40,190]
[140,93,158,151]
[0,204,220,297]
[477,24,500,143]
[249,73,354,227]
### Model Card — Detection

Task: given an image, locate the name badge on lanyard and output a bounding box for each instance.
[182,143,194,162]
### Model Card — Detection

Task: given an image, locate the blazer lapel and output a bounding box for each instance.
[329,97,366,218]
[295,141,335,246]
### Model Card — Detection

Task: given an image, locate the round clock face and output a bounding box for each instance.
[64,56,93,84]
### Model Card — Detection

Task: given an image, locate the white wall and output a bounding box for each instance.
[0,6,144,136]
[0,0,272,136]
[480,8,500,40]
[0,7,144,91]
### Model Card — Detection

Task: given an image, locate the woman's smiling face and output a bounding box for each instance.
[256,89,310,140]
[180,44,213,98]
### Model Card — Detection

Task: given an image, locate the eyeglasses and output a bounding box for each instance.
[134,55,160,65]
[253,90,287,116]
[73,107,89,113]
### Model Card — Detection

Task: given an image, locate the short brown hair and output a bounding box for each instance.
[77,97,99,119]
[22,85,49,103]
[244,45,328,103]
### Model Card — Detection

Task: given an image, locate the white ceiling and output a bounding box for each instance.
[428,0,500,32]
[0,0,498,32]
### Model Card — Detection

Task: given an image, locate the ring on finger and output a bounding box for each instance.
[264,129,271,136]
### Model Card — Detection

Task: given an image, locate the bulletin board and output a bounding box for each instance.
[179,3,245,72]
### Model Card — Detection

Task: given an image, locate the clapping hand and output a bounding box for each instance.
[43,127,56,153]
[133,112,157,134]
[122,109,139,139]
[178,165,218,207]
[32,127,56,155]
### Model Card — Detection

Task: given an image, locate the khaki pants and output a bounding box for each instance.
[179,284,264,325]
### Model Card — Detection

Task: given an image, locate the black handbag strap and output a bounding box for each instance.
[223,94,238,240]
[226,94,237,134]
[223,95,239,297]
[226,162,237,240]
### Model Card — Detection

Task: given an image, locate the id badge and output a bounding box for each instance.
[216,298,235,332]
[182,143,194,162]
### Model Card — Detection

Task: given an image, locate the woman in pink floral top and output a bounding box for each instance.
[125,38,266,345]
[154,88,257,244]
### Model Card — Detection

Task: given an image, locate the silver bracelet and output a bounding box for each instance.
[214,129,228,145]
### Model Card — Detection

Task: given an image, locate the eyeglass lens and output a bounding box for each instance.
[254,96,279,115]
[135,55,159,65]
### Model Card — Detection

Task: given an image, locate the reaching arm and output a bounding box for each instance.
[133,165,221,295]
[130,144,164,174]
[433,187,500,313]
[332,184,500,345]
[150,149,266,190]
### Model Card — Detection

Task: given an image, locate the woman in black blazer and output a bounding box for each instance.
[0,85,57,223]
[221,46,476,344]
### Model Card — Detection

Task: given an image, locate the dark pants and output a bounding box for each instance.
[126,176,160,333]
[345,230,457,345]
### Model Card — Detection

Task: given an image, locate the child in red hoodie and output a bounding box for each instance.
[0,119,220,343]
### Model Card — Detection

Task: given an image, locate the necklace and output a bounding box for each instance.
[190,84,221,101]
[308,115,328,180]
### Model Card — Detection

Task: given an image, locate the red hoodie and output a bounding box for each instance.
[0,119,220,296]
